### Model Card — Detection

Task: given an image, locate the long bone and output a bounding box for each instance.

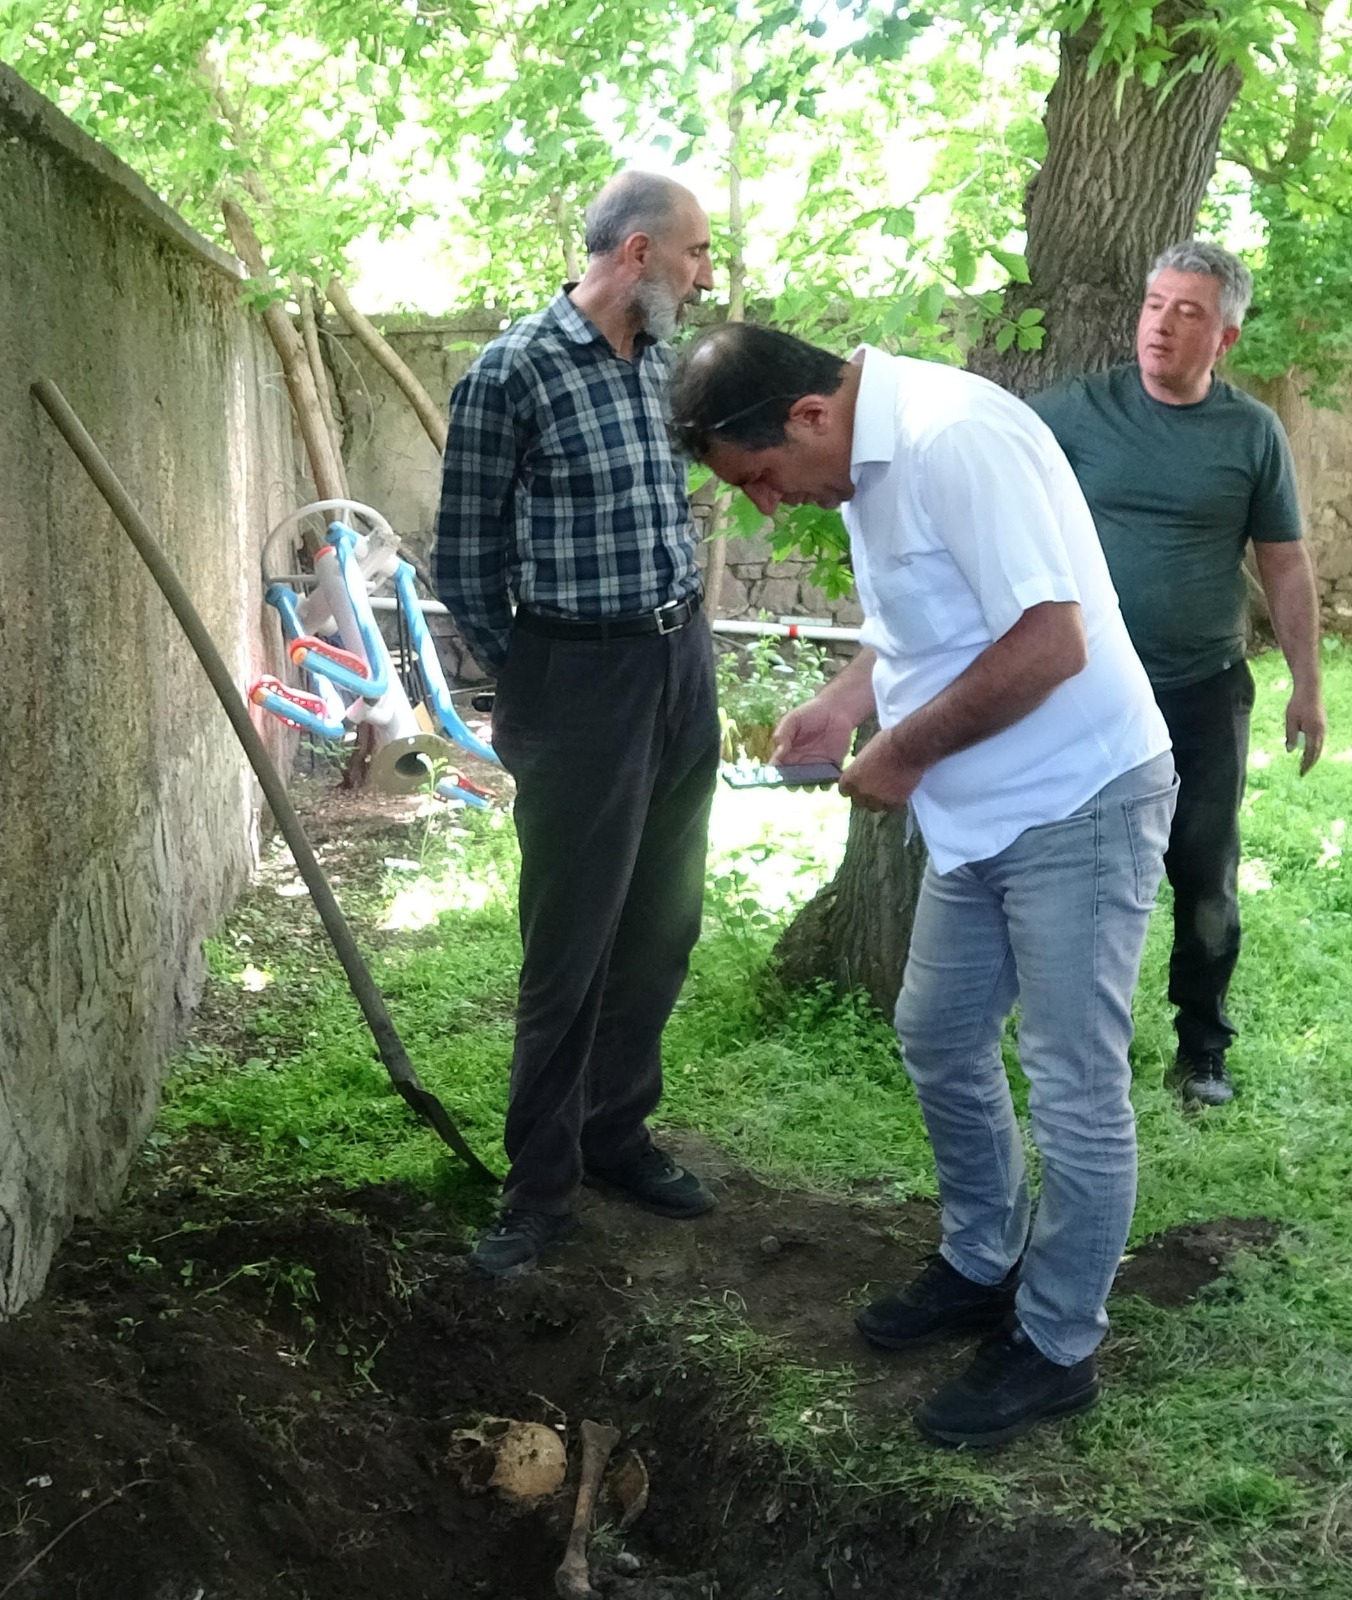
[554,1420,622,1600]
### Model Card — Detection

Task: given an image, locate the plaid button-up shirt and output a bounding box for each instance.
[433,291,702,673]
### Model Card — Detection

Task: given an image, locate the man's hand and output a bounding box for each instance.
[770,699,856,770]
[1286,683,1327,775]
[839,724,923,812]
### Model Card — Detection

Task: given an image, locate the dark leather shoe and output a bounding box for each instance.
[855,1253,1018,1350]
[916,1320,1099,1447]
[584,1147,715,1218]
[470,1208,577,1278]
[1168,1049,1235,1106]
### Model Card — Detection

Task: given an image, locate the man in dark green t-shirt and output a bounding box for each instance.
[1030,240,1325,1107]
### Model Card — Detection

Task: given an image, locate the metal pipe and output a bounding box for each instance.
[711,618,862,643]
[30,378,498,1185]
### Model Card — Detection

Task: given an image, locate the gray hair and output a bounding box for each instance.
[584,172,692,258]
[1147,240,1253,328]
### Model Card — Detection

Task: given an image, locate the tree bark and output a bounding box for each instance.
[774,730,928,1013]
[298,283,349,497]
[775,4,1243,1012]
[970,2,1243,396]
[222,198,346,505]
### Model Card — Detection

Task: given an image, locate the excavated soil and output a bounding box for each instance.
[0,1138,1271,1600]
[0,785,1277,1599]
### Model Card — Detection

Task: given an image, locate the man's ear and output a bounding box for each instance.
[785,394,831,435]
[1219,325,1241,359]
[617,231,652,274]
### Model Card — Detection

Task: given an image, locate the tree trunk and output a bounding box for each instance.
[774,731,928,1013]
[222,198,346,506]
[326,275,448,454]
[971,3,1243,396]
[775,5,1243,1011]
[298,283,349,497]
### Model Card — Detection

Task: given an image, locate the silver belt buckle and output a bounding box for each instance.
[655,599,685,635]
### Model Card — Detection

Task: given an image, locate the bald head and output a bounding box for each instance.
[584,172,702,258]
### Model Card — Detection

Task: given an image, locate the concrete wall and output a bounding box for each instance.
[0,66,296,1313]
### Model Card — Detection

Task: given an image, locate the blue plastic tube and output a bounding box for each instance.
[393,562,498,764]
[264,582,348,724]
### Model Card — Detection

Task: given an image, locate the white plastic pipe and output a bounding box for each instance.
[711,618,862,643]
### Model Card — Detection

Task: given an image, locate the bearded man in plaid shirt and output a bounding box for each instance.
[435,172,720,1277]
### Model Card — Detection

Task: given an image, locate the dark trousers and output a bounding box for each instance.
[1153,660,1255,1059]
[489,615,720,1213]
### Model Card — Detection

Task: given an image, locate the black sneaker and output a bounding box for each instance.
[916,1320,1099,1448]
[470,1208,578,1278]
[584,1146,715,1218]
[856,1254,1018,1350]
[1168,1049,1235,1107]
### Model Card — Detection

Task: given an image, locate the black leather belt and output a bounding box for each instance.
[514,593,702,641]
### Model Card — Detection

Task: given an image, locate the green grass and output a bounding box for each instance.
[157,643,1352,1596]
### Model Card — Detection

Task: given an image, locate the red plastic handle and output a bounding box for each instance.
[289,635,369,677]
[249,675,330,728]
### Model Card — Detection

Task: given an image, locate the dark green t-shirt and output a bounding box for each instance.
[1028,363,1302,690]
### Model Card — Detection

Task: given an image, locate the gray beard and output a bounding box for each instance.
[632,278,682,342]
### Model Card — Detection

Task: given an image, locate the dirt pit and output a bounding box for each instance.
[0,782,1274,1598]
[0,1128,1269,1600]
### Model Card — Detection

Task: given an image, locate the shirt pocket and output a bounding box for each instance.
[869,548,991,655]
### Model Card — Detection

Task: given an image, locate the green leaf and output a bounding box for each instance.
[919,282,947,324]
[988,247,1030,284]
[880,296,913,336]
[731,493,769,540]
[1017,306,1045,326]
[950,233,976,289]
[995,322,1017,353]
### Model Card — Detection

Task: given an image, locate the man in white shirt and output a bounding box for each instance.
[669,324,1177,1448]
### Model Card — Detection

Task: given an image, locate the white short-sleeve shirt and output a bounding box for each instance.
[844,348,1170,873]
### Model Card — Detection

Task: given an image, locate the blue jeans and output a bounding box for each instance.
[894,754,1177,1365]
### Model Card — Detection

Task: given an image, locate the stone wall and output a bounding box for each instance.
[0,67,295,1313]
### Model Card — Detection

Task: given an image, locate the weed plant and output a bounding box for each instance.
[157,644,1352,1596]
[716,632,829,759]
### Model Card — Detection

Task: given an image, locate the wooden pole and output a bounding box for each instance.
[222,198,345,505]
[326,274,448,455]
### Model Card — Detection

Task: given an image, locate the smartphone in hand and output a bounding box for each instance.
[722,761,843,790]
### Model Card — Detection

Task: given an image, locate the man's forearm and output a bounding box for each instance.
[435,367,520,676]
[1256,542,1321,691]
[890,602,1087,769]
